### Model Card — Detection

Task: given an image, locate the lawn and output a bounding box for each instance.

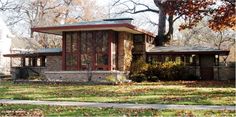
[0,81,235,105]
[0,104,235,116]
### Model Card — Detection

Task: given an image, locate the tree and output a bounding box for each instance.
[181,20,235,50]
[0,0,106,48]
[113,0,236,46]
[0,0,20,11]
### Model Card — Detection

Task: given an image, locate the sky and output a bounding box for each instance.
[0,0,184,38]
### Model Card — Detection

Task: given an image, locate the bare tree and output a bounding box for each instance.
[182,20,235,50]
[1,0,107,48]
[112,0,236,46]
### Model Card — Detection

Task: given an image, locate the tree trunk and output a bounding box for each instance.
[154,0,167,46]
[156,7,166,46]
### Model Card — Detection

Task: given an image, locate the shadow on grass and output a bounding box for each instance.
[137,80,235,88]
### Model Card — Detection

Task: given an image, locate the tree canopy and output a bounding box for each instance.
[114,0,236,45]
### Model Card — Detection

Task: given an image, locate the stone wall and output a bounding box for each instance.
[185,66,200,77]
[118,32,133,71]
[44,71,127,83]
[46,56,62,71]
[214,66,235,80]
[10,67,46,79]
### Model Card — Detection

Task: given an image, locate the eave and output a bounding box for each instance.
[147,51,230,55]
[31,23,155,37]
[3,52,62,58]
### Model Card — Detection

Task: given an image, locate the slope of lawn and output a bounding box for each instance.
[0,81,235,105]
[0,104,235,116]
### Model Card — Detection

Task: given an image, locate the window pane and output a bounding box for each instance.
[81,32,86,53]
[66,33,71,52]
[66,54,77,66]
[134,35,144,43]
[81,54,93,65]
[87,32,93,52]
[96,31,103,52]
[102,32,108,52]
[97,53,108,65]
[72,33,77,52]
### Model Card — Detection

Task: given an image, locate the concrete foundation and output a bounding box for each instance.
[44,71,128,83]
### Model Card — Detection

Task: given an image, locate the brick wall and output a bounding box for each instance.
[46,56,62,71]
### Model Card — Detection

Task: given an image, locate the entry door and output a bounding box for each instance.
[200,55,214,80]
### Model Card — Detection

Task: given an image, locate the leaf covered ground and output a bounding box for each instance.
[0,81,235,105]
[0,104,235,117]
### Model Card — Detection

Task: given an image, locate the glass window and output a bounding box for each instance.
[72,33,77,52]
[175,56,181,63]
[102,32,108,52]
[87,32,93,52]
[134,35,144,43]
[97,53,108,65]
[81,32,86,53]
[81,54,93,65]
[66,33,71,52]
[165,56,170,62]
[66,54,77,66]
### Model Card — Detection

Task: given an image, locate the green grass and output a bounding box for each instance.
[0,81,235,105]
[0,104,235,116]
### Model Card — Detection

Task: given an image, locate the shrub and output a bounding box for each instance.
[130,60,199,82]
[129,58,148,82]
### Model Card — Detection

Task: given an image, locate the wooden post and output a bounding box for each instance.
[108,31,112,70]
[21,57,26,67]
[40,56,46,67]
[28,58,32,66]
[32,57,37,67]
[62,32,66,70]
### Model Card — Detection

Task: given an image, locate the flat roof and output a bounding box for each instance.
[31,19,155,37]
[147,46,229,55]
[4,48,62,57]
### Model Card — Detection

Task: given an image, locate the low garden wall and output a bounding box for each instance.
[214,66,235,80]
[44,71,128,83]
[11,67,46,80]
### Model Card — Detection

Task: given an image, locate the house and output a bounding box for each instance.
[146,46,232,80]
[4,48,62,79]
[0,18,12,74]
[4,18,233,82]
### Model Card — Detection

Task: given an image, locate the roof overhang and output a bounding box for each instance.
[31,23,155,37]
[3,52,62,58]
[147,51,230,55]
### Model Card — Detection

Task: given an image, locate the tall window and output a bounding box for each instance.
[64,31,110,71]
[65,32,78,70]
[95,31,108,66]
[80,32,94,70]
[80,31,109,70]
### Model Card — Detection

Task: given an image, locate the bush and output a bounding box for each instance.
[130,60,199,82]
[182,73,200,80]
[129,74,146,82]
[129,58,148,82]
[145,61,185,81]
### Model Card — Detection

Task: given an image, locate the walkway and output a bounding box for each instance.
[0,99,235,111]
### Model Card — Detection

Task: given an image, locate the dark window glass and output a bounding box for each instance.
[97,53,108,65]
[134,35,144,43]
[72,33,77,52]
[66,54,77,66]
[81,54,92,65]
[66,34,71,52]
[81,32,86,53]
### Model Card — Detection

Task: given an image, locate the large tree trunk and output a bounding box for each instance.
[154,0,167,46]
[156,7,166,46]
[154,0,175,46]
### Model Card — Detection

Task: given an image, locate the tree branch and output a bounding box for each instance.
[114,0,159,15]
